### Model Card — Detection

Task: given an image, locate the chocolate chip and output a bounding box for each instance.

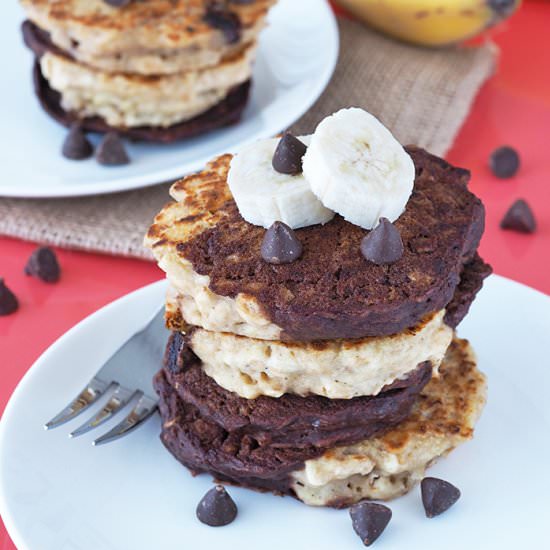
[62,124,93,160]
[421,477,461,518]
[204,4,242,44]
[272,133,307,175]
[261,221,303,264]
[103,0,132,7]
[349,502,392,546]
[500,199,536,233]
[96,132,130,166]
[489,146,520,178]
[196,485,238,527]
[361,218,404,265]
[24,247,61,283]
[0,279,19,316]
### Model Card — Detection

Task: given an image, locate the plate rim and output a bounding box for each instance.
[1,274,548,549]
[0,0,338,199]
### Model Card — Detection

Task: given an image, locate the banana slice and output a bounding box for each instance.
[302,108,415,230]
[227,136,335,229]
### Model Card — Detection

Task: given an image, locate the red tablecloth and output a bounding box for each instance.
[1,2,549,547]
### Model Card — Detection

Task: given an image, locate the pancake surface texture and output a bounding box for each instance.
[146,147,491,341]
[20,0,275,75]
[183,309,452,399]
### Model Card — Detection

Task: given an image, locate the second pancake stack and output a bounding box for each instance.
[20,0,275,141]
[145,122,491,506]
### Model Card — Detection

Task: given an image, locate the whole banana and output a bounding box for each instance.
[334,0,521,47]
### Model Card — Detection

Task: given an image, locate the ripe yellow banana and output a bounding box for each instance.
[334,0,521,47]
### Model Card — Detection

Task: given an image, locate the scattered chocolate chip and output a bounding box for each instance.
[489,146,520,178]
[349,502,392,546]
[62,124,93,160]
[0,279,19,316]
[24,247,61,283]
[500,199,536,233]
[421,477,461,518]
[204,4,242,44]
[261,221,303,264]
[196,485,238,527]
[361,218,404,265]
[96,132,130,166]
[272,133,307,175]
[103,0,132,7]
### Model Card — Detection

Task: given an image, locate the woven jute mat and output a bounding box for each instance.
[0,18,496,261]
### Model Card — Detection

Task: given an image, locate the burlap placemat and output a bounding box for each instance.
[0,18,496,261]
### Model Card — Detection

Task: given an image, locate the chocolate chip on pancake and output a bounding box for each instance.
[24,247,60,283]
[261,222,303,264]
[272,133,307,175]
[62,124,93,160]
[0,279,19,316]
[103,0,132,7]
[349,502,392,546]
[96,133,130,166]
[161,333,432,450]
[31,62,251,143]
[204,3,242,44]
[500,199,536,234]
[360,217,404,265]
[196,485,238,527]
[421,477,461,518]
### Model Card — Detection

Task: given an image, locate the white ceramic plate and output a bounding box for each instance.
[0,0,337,198]
[1,275,549,550]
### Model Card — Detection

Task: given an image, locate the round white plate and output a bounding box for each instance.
[1,275,549,550]
[0,0,337,198]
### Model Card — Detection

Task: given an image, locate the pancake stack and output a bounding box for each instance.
[145,138,491,507]
[20,0,275,142]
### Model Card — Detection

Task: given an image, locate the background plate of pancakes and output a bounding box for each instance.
[0,0,338,198]
[0,274,549,550]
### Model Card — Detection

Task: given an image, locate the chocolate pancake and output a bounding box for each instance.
[147,148,492,340]
[31,62,251,143]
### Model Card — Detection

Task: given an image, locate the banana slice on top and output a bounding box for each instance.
[302,108,415,230]
[228,136,335,230]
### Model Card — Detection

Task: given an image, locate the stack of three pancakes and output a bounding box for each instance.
[20,0,275,141]
[145,146,491,507]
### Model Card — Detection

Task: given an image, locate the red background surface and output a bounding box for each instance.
[1,2,549,547]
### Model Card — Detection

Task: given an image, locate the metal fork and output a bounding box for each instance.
[45,307,166,446]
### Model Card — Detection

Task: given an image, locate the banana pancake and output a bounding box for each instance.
[145,147,491,341]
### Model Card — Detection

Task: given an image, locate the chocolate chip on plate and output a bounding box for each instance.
[361,218,404,265]
[196,485,238,527]
[204,4,242,44]
[421,477,461,518]
[62,124,94,160]
[96,132,130,166]
[261,221,303,264]
[24,247,61,283]
[489,146,520,178]
[500,199,537,233]
[272,133,307,175]
[349,501,392,546]
[103,0,132,7]
[0,279,19,316]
